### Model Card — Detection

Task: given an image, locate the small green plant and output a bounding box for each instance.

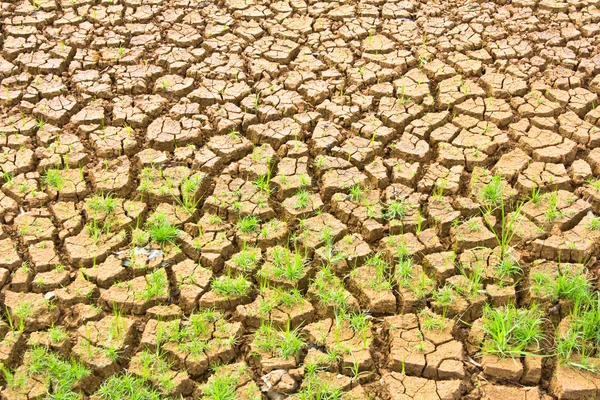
[253,322,305,360]
[293,372,345,399]
[587,178,600,193]
[208,214,223,225]
[88,219,108,244]
[266,249,308,282]
[495,256,522,279]
[362,253,392,292]
[348,184,364,202]
[347,310,372,348]
[395,258,413,286]
[42,169,64,191]
[88,193,119,214]
[6,346,90,398]
[145,213,180,245]
[420,310,446,331]
[12,301,33,332]
[479,303,544,358]
[253,169,272,195]
[49,326,68,343]
[588,216,600,231]
[201,372,237,400]
[142,270,168,301]
[231,247,261,272]
[432,285,454,319]
[294,189,310,210]
[556,294,600,371]
[200,364,258,399]
[2,172,13,186]
[212,275,252,298]
[96,373,162,399]
[480,177,525,264]
[432,178,447,199]
[86,219,103,243]
[544,191,561,221]
[530,186,541,204]
[384,200,408,220]
[530,263,590,305]
[468,218,482,232]
[175,175,203,214]
[310,267,350,313]
[237,215,260,233]
[258,287,304,318]
[134,351,176,394]
[480,175,504,208]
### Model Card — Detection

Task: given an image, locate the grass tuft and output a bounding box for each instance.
[145,213,180,245]
[479,303,544,358]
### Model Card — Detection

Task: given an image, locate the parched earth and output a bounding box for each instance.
[2,0,600,398]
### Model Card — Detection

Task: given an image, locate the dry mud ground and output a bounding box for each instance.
[4,0,600,398]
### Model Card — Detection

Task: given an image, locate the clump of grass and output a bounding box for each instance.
[253,322,305,360]
[479,303,544,358]
[201,372,237,400]
[530,263,591,305]
[530,186,541,204]
[395,258,414,286]
[495,256,522,280]
[588,216,600,231]
[384,200,408,220]
[141,270,169,301]
[361,252,393,292]
[237,215,260,233]
[134,351,176,394]
[260,247,308,283]
[88,193,119,214]
[145,213,180,245]
[154,309,220,348]
[2,172,14,186]
[348,184,364,201]
[293,372,345,400]
[468,218,482,232]
[420,310,447,331]
[310,267,351,313]
[432,178,447,200]
[432,284,454,318]
[5,346,91,398]
[231,247,261,272]
[176,175,203,214]
[480,175,504,207]
[544,191,562,221]
[347,309,372,347]
[455,265,484,301]
[212,275,252,298]
[258,287,304,317]
[200,364,255,399]
[96,373,162,400]
[253,169,272,195]
[556,294,600,371]
[479,175,524,265]
[86,219,107,243]
[586,178,600,193]
[48,326,68,343]
[42,169,64,191]
[294,189,310,210]
[10,301,33,332]
[395,258,433,299]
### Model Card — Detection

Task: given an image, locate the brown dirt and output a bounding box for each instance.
[2,0,600,398]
